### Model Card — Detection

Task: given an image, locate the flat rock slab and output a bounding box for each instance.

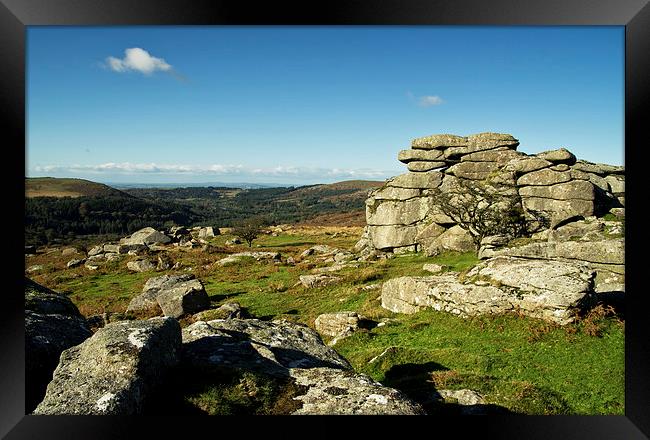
[34,317,181,415]
[407,161,448,172]
[398,148,444,163]
[385,172,443,189]
[181,318,351,375]
[490,238,624,266]
[289,367,426,415]
[519,180,594,201]
[517,169,572,186]
[382,256,595,324]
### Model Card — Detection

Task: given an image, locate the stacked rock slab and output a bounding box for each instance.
[362,132,624,253]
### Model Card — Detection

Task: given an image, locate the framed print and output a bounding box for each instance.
[2,0,648,437]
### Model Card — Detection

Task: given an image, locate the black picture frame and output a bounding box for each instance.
[2,0,648,437]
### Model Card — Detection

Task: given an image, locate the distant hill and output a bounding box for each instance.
[25,178,385,246]
[26,178,130,198]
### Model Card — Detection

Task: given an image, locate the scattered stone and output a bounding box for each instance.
[334,252,355,263]
[197,226,218,239]
[103,244,121,254]
[88,245,104,256]
[34,317,181,415]
[225,237,242,245]
[609,207,625,219]
[66,258,85,268]
[26,265,44,273]
[299,274,342,288]
[61,247,79,256]
[127,259,157,272]
[120,227,171,246]
[435,389,485,406]
[314,312,361,338]
[217,251,281,266]
[423,263,445,273]
[157,253,174,271]
[152,277,210,319]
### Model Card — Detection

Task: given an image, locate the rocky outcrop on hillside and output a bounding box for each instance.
[34,317,181,415]
[25,278,93,412]
[358,132,624,255]
[479,217,624,293]
[381,256,595,325]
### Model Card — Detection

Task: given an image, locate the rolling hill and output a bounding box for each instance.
[26,177,130,198]
[25,178,385,245]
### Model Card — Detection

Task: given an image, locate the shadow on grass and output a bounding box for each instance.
[382,361,513,415]
[208,292,247,302]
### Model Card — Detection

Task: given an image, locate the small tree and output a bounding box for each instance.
[428,178,548,247]
[231,216,265,247]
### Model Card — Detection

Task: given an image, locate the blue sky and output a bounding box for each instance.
[27,26,624,185]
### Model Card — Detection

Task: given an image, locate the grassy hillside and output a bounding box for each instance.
[26,227,624,415]
[26,177,130,198]
[25,178,384,246]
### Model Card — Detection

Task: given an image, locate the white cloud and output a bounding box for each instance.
[32,162,392,180]
[418,95,444,107]
[105,48,172,75]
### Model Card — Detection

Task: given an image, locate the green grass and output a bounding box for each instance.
[334,309,624,415]
[27,229,624,415]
